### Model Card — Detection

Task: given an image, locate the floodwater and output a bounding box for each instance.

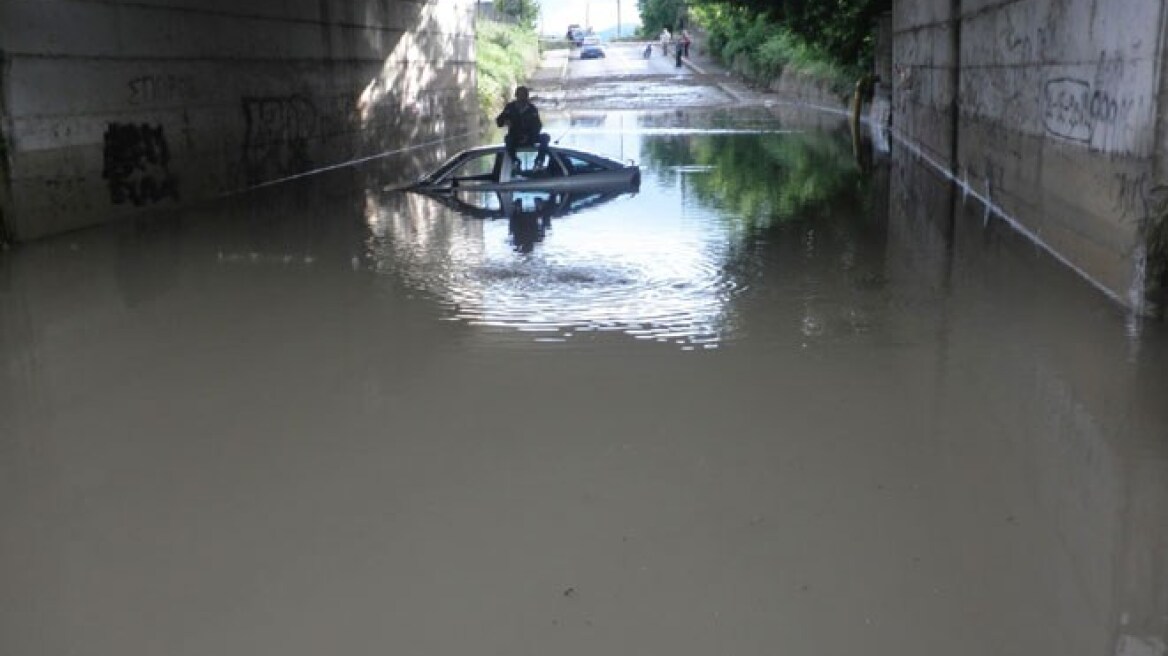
[2,106,1167,656]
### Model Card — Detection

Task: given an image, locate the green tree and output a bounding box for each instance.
[476,20,540,118]
[683,0,888,70]
[496,0,540,30]
[638,0,687,36]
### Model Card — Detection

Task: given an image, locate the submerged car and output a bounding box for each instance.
[407,143,640,193]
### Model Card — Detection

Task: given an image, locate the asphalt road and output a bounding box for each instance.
[534,42,744,111]
[564,42,694,80]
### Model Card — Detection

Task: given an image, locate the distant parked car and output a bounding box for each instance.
[566,25,585,46]
[579,39,605,59]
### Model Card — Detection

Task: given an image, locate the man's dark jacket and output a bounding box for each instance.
[495,101,542,144]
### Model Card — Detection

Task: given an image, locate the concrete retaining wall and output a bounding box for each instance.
[891,0,1168,313]
[0,0,478,242]
[766,71,852,112]
[724,52,852,112]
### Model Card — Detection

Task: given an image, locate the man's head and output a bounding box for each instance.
[515,86,530,102]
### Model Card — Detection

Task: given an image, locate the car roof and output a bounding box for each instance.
[452,143,621,163]
[418,144,627,184]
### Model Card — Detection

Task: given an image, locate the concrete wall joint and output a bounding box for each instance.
[0,49,12,244]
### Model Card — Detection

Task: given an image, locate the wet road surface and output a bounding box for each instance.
[534,42,753,111]
[3,97,1168,654]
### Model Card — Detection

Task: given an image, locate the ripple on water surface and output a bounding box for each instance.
[445,255,742,346]
[367,188,745,349]
[363,113,871,350]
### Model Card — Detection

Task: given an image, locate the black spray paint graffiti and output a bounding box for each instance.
[101,123,180,206]
[242,95,317,185]
[1113,171,1151,220]
[1043,54,1137,149]
[1043,78,1093,142]
[1043,79,1130,143]
[128,74,197,105]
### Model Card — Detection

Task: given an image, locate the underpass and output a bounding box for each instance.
[1,5,1167,656]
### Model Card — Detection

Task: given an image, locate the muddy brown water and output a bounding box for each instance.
[2,106,1166,655]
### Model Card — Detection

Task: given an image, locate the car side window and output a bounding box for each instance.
[563,155,606,174]
[513,150,541,171]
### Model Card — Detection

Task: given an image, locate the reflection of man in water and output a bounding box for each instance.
[509,198,551,253]
[495,86,550,169]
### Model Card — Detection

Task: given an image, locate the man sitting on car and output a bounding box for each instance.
[495,86,550,169]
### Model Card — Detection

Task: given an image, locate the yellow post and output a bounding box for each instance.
[850,77,865,161]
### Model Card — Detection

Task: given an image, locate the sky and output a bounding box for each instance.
[535,0,641,35]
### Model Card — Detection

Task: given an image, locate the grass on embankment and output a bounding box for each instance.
[693,7,863,100]
[476,20,541,121]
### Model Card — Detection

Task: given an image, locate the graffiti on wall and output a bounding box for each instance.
[128,74,197,106]
[242,95,317,185]
[43,174,89,215]
[1042,52,1142,152]
[1043,77,1141,150]
[101,123,180,206]
[1043,78,1094,142]
[1113,171,1151,221]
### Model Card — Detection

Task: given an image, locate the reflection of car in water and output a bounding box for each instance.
[421,186,638,221]
[412,180,641,253]
[407,143,640,193]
